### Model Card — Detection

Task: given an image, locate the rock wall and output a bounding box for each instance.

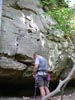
[0,0,57,82]
[0,0,3,49]
[1,0,55,58]
[0,0,75,85]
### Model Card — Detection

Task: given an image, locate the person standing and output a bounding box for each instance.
[33,52,50,99]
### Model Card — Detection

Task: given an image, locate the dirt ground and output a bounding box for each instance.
[0,91,75,100]
[31,95,75,100]
[30,92,75,100]
[0,95,75,100]
[51,95,75,100]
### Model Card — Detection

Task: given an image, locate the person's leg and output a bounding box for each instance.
[44,76,52,100]
[44,76,50,95]
[37,76,46,98]
[44,86,52,100]
[44,86,50,95]
[39,86,45,98]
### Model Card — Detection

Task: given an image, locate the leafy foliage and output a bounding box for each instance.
[40,0,75,35]
[40,0,68,9]
[41,0,57,6]
[47,8,71,33]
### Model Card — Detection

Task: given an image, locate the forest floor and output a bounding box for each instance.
[0,95,75,100]
[0,94,75,100]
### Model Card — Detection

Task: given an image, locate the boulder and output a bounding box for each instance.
[0,0,75,87]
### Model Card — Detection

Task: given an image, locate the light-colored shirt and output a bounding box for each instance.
[35,56,48,76]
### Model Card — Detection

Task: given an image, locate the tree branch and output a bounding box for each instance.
[41,63,75,100]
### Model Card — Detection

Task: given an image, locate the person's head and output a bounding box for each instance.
[33,52,40,59]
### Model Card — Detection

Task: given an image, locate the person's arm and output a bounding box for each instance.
[33,57,39,77]
[33,64,39,76]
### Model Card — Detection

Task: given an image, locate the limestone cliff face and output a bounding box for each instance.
[0,0,75,84]
[0,0,57,82]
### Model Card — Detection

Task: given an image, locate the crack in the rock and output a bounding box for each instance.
[2,15,13,20]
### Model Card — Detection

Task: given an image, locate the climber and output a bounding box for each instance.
[33,52,51,99]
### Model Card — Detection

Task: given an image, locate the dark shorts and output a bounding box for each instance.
[36,75,48,87]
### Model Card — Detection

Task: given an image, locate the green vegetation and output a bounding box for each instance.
[40,0,75,35]
[47,8,73,34]
[40,0,67,8]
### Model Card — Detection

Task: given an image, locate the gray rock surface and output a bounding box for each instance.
[0,0,53,82]
[1,0,52,58]
[0,57,26,70]
[0,0,75,85]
